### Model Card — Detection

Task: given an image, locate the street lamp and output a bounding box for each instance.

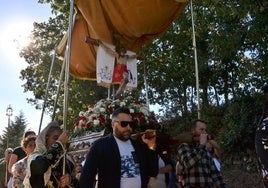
[6,104,13,148]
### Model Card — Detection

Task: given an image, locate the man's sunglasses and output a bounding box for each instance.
[116,121,135,128]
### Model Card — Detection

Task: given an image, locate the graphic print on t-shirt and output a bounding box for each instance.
[121,154,140,178]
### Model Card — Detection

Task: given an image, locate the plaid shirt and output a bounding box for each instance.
[177,143,225,188]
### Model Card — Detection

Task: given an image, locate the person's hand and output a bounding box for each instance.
[58,130,69,145]
[178,175,183,183]
[141,130,156,150]
[199,133,208,145]
[208,139,221,151]
[76,172,81,180]
[60,173,71,187]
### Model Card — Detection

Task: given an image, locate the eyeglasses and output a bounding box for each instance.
[115,121,135,128]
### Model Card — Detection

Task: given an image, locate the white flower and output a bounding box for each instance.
[79,111,84,117]
[72,96,158,137]
[93,119,100,126]
[87,107,93,113]
[93,108,99,113]
[83,111,90,117]
[140,106,149,116]
[130,108,135,113]
[100,107,106,113]
[120,101,126,107]
[88,116,93,122]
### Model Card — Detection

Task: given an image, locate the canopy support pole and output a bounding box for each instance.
[143,62,150,111]
[190,0,201,119]
[62,0,75,176]
[38,48,57,134]
[63,0,74,131]
[52,58,65,121]
[107,87,110,99]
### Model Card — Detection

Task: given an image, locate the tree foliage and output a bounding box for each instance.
[19,5,107,129]
[0,112,27,158]
[19,0,268,153]
[137,0,267,152]
[219,94,262,153]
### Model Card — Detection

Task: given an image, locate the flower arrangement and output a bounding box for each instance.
[71,96,159,137]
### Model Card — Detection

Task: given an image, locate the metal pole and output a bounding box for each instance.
[190,0,201,119]
[38,48,57,134]
[108,87,110,99]
[62,0,74,176]
[52,57,66,121]
[63,0,74,130]
[143,62,150,111]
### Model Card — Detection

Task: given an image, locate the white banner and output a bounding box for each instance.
[96,43,115,87]
[126,56,137,89]
[96,42,137,90]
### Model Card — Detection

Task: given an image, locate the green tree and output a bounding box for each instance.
[219,94,262,153]
[19,10,107,130]
[135,0,267,154]
[0,111,27,158]
[142,0,267,116]
[18,0,268,154]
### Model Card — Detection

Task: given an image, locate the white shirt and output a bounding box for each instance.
[114,137,141,188]
[213,158,221,171]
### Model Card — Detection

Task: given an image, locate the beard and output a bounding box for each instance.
[115,130,131,141]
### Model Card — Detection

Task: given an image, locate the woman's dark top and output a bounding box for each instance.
[13,146,26,160]
[30,142,79,188]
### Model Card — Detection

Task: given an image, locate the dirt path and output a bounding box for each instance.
[222,168,263,188]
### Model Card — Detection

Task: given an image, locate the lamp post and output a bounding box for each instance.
[6,104,13,148]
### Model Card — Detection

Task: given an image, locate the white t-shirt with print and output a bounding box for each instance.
[114,137,141,188]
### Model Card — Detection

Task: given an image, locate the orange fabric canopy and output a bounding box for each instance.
[57,0,189,80]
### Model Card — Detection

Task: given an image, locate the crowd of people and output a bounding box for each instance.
[0,107,226,188]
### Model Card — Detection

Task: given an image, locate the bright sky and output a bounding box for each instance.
[0,0,52,135]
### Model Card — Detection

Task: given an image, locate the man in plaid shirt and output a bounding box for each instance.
[177,120,225,188]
